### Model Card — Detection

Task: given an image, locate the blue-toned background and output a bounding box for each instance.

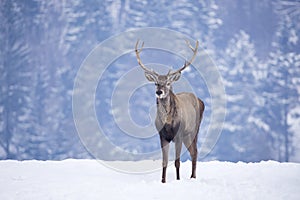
[1,0,299,162]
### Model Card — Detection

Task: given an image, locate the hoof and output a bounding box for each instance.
[161,178,166,183]
[190,175,196,179]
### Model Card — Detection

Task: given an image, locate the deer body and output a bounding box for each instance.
[135,40,204,183]
[157,91,204,183]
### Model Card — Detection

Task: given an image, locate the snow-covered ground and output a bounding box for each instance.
[0,160,299,200]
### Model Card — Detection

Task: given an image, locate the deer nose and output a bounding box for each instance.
[156,90,163,96]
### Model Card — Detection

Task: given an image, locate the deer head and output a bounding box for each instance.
[135,40,199,99]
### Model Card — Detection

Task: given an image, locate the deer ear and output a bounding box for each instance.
[168,72,181,82]
[145,71,158,82]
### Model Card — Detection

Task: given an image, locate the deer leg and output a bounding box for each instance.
[188,139,198,179]
[160,138,169,183]
[175,141,182,180]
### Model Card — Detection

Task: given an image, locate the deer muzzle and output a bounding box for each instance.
[156,90,165,98]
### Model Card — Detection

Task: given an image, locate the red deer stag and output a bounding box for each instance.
[135,40,204,183]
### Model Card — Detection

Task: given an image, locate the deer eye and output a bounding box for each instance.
[155,83,158,86]
[166,82,171,86]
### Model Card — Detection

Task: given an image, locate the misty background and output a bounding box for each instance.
[1,0,300,162]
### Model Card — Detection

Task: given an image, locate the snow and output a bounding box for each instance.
[0,160,299,200]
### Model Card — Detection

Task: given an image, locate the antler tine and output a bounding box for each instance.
[185,39,198,52]
[135,40,158,75]
[171,40,199,75]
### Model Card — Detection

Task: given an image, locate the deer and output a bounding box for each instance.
[135,40,205,183]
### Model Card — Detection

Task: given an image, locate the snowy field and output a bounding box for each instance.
[0,160,299,200]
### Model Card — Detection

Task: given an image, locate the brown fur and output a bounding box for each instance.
[135,39,203,183]
[156,91,204,183]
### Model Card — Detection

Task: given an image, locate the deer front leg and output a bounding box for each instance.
[175,140,182,180]
[160,137,169,183]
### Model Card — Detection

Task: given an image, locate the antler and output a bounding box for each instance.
[168,40,199,75]
[135,40,159,76]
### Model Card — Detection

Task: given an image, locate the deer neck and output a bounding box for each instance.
[157,91,177,125]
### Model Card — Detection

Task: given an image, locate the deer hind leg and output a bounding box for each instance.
[175,140,182,180]
[187,137,198,179]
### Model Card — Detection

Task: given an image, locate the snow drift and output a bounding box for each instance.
[0,160,299,200]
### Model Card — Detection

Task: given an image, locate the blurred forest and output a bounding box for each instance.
[0,0,299,162]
